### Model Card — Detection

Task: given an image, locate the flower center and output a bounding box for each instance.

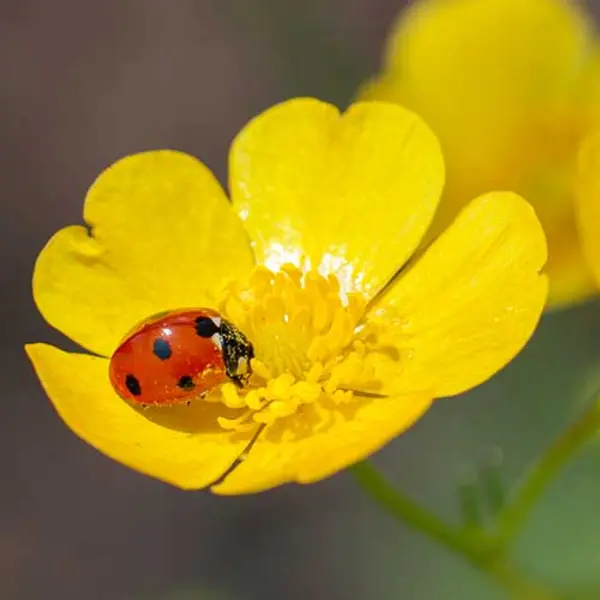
[209,265,386,433]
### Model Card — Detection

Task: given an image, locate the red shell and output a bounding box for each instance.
[109,308,227,406]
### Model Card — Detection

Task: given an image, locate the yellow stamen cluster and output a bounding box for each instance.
[212,265,393,433]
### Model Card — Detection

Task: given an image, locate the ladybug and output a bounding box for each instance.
[109,308,254,406]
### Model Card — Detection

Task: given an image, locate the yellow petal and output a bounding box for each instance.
[372,192,548,398]
[212,393,432,494]
[34,151,254,357]
[367,0,592,185]
[229,98,444,300]
[26,343,249,490]
[576,131,600,288]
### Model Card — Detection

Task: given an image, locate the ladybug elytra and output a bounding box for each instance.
[109,308,254,406]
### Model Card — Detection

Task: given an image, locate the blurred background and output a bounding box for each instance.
[4,1,600,599]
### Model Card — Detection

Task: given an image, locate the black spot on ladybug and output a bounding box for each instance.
[177,375,195,391]
[125,374,141,396]
[153,338,172,360]
[195,316,219,338]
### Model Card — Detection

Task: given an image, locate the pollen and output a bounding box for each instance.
[215,265,394,433]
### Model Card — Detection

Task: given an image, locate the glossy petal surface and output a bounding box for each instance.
[33,151,254,356]
[213,393,432,494]
[230,98,444,300]
[371,192,548,397]
[27,343,249,489]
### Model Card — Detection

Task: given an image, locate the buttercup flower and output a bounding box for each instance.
[27,98,547,494]
[363,0,600,308]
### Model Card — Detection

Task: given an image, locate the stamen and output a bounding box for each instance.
[213,265,394,434]
[221,383,246,409]
[250,358,272,380]
[217,411,256,432]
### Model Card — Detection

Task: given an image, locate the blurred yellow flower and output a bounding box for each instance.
[576,131,600,288]
[26,98,547,494]
[363,0,600,308]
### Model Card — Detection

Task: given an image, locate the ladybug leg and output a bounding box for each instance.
[230,375,245,389]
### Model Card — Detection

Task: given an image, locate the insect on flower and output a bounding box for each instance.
[26,97,548,494]
[109,308,254,407]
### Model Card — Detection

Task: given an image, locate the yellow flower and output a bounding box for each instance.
[362,0,600,308]
[26,98,547,494]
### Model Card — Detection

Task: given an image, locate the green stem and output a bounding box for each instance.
[351,461,560,600]
[487,561,562,600]
[351,397,600,599]
[496,398,600,547]
[351,461,480,558]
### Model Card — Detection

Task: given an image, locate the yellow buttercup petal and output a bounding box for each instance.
[26,343,250,489]
[212,393,432,495]
[229,98,444,300]
[369,192,548,398]
[576,131,600,287]
[33,151,254,357]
